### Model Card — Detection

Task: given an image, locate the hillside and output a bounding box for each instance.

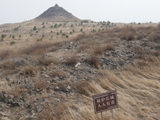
[35,4,80,22]
[0,21,160,120]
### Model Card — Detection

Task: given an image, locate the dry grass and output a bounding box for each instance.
[38,57,58,66]
[21,66,38,76]
[33,79,48,90]
[149,32,160,43]
[103,44,116,51]
[7,87,28,98]
[0,60,15,69]
[21,43,53,55]
[93,46,104,55]
[0,22,160,120]
[86,55,100,68]
[65,60,160,120]
[77,44,89,52]
[120,32,135,41]
[152,50,160,57]
[37,105,55,120]
[54,103,67,119]
[0,50,11,60]
[136,33,145,40]
[65,54,78,66]
[74,80,97,96]
[49,70,67,78]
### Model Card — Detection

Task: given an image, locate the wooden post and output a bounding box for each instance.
[112,109,115,119]
[101,112,103,120]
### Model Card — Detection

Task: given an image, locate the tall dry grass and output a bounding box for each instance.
[52,57,160,120]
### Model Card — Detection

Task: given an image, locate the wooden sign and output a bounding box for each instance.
[93,90,118,114]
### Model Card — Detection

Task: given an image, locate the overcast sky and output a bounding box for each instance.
[0,0,160,24]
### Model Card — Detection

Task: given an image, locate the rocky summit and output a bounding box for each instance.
[35,4,80,22]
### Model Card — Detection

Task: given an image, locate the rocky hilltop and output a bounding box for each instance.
[35,4,80,22]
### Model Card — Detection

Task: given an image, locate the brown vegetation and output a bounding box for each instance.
[0,22,160,120]
[65,54,78,66]
[86,55,100,68]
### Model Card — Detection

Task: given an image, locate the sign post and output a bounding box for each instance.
[101,112,103,120]
[93,90,118,119]
[112,109,115,119]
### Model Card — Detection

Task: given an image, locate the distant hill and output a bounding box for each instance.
[35,4,80,22]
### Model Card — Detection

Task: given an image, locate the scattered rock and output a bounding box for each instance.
[43,74,49,78]
[54,86,59,91]
[75,62,81,67]
[36,105,43,113]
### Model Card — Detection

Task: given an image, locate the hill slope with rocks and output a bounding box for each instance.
[0,22,160,120]
[35,4,80,22]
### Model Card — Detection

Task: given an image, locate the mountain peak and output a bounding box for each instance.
[55,4,59,7]
[35,5,80,22]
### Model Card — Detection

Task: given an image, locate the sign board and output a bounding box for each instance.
[93,90,118,114]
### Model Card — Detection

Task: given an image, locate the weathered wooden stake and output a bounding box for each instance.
[112,109,115,119]
[101,112,103,120]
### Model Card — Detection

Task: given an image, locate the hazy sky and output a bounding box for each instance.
[0,0,160,24]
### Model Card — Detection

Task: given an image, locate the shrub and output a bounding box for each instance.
[62,33,66,36]
[12,35,15,39]
[66,35,69,38]
[54,24,58,28]
[37,38,42,41]
[81,20,89,24]
[33,26,37,30]
[19,35,21,37]
[14,27,19,31]
[72,29,75,33]
[91,29,96,33]
[10,41,16,45]
[58,24,62,27]
[1,34,6,40]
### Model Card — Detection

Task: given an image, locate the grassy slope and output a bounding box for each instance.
[0,22,160,120]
